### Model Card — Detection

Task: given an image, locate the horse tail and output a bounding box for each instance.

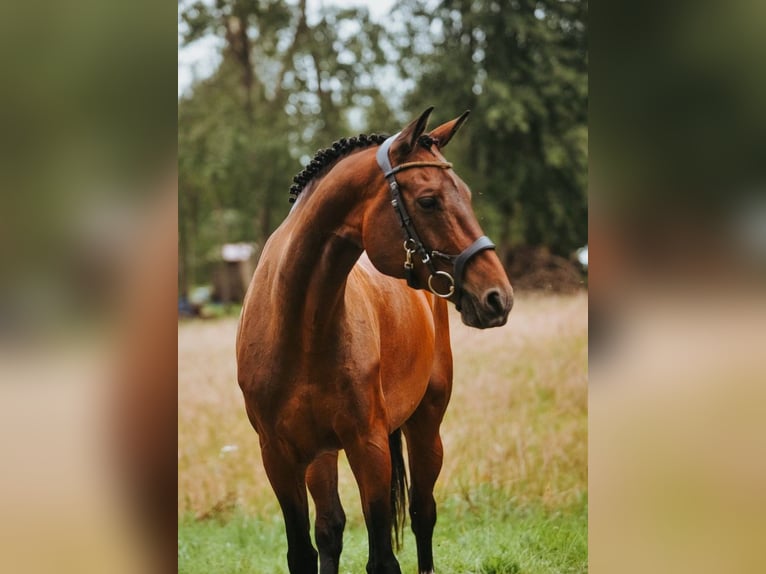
[389,427,408,551]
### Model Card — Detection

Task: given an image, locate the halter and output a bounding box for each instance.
[376,133,496,308]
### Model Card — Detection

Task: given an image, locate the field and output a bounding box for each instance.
[178,293,588,573]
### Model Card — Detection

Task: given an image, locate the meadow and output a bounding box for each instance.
[178,293,588,573]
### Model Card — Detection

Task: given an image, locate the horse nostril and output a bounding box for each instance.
[484,289,506,317]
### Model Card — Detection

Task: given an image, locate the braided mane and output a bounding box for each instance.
[288,133,389,203]
[288,133,438,203]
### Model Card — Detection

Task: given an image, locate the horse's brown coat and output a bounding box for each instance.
[237,109,512,574]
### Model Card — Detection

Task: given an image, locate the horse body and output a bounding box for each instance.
[237,109,512,574]
[238,146,447,441]
[238,249,447,452]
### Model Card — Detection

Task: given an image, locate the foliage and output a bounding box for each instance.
[178,0,587,292]
[178,0,392,292]
[393,0,588,256]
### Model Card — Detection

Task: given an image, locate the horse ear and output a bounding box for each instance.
[391,106,434,158]
[427,110,470,149]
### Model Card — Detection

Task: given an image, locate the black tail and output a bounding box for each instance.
[389,428,409,551]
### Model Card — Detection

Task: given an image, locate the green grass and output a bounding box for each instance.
[178,491,587,574]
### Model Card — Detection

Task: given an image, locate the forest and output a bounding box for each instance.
[178,0,588,299]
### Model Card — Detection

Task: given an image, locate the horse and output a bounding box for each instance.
[236,107,513,574]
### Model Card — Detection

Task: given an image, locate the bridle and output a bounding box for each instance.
[376,133,496,308]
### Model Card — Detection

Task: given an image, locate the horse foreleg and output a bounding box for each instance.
[261,445,318,574]
[403,385,449,574]
[307,451,346,574]
[343,430,402,574]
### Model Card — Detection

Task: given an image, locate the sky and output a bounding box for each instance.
[178,0,396,97]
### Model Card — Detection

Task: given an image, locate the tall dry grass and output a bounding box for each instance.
[178,293,587,521]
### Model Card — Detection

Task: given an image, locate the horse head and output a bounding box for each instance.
[363,107,514,328]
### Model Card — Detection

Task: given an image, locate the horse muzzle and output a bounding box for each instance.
[458,286,513,329]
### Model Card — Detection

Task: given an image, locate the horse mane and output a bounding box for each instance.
[288,133,389,203]
[288,133,439,203]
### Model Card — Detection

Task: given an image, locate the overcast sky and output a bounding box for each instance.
[178,0,396,96]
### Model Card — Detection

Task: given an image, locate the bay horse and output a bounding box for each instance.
[236,108,513,574]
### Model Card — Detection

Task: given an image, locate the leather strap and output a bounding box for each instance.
[375,132,397,174]
[377,133,444,288]
[453,235,495,296]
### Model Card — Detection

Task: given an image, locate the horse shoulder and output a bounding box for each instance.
[350,256,441,428]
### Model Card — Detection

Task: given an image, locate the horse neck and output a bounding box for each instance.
[273,150,378,338]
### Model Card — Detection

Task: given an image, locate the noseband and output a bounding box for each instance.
[376,133,496,308]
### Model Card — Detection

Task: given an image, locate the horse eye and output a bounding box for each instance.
[416,196,438,211]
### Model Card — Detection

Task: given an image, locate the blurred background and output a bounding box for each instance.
[177,0,588,315]
[590,1,766,573]
[0,0,763,571]
[0,2,176,573]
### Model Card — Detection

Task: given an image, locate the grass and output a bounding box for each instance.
[179,493,586,574]
[178,292,587,573]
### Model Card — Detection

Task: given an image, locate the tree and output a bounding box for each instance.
[178,0,390,293]
[177,0,588,294]
[393,0,588,257]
